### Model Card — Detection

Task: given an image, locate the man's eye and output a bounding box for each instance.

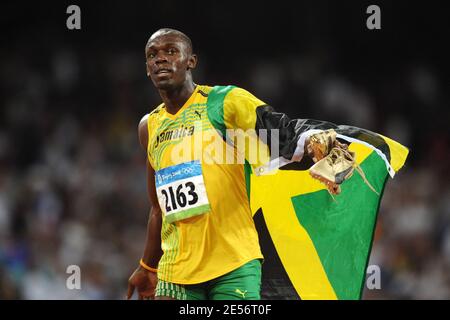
[148,53,155,59]
[168,49,176,55]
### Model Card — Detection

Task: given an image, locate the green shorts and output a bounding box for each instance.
[155,259,262,300]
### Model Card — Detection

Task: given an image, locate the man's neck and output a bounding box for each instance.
[159,81,196,115]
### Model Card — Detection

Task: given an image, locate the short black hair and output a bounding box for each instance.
[147,28,193,53]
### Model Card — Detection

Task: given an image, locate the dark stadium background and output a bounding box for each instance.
[1,1,449,299]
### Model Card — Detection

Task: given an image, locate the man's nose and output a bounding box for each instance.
[155,51,168,63]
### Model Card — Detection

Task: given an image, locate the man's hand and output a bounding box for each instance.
[126,265,158,300]
[306,129,338,163]
[307,130,354,195]
[308,133,379,196]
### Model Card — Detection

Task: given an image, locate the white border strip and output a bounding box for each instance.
[336,134,395,178]
[254,129,321,176]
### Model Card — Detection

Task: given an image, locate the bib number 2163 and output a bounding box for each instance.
[155,160,210,223]
[160,181,198,213]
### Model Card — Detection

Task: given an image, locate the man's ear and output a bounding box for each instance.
[146,62,151,77]
[187,54,197,70]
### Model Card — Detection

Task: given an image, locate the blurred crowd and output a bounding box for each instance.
[1,2,449,300]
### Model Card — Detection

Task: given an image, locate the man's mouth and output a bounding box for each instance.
[155,68,172,75]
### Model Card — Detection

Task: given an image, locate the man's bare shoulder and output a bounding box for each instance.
[138,113,149,133]
[138,104,164,150]
[138,114,149,151]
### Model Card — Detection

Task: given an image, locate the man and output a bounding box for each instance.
[126,28,361,300]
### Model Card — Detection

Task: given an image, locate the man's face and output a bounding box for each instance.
[145,33,195,90]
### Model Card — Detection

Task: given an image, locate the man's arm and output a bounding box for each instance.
[223,87,338,164]
[138,114,163,268]
[222,87,376,194]
[126,114,163,300]
[141,161,163,268]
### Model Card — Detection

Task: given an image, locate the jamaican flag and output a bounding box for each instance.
[206,85,409,299]
[249,126,409,300]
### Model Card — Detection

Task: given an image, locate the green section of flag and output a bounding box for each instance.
[291,151,388,299]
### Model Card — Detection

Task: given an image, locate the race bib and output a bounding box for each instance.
[155,160,211,223]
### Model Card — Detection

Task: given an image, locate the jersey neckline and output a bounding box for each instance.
[163,85,200,120]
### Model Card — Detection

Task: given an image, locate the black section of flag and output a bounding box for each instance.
[255,105,391,165]
[253,209,300,300]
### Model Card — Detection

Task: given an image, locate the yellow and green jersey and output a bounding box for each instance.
[147,85,267,284]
